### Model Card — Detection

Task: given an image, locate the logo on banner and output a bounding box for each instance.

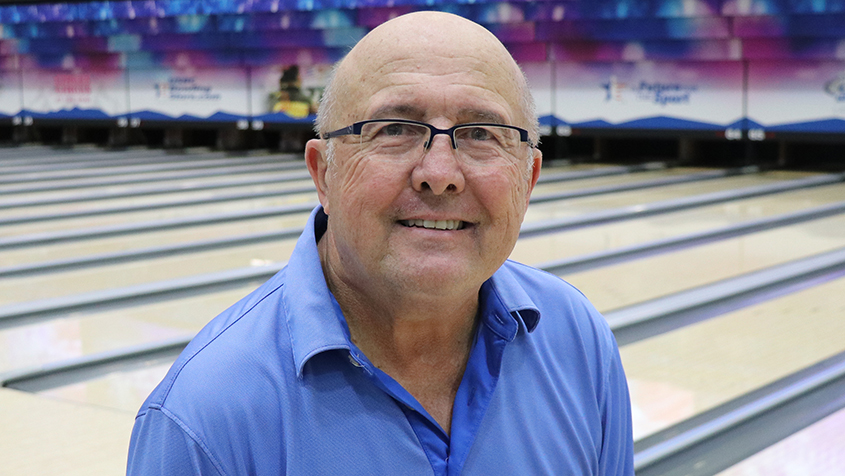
[54,73,92,104]
[601,76,698,106]
[602,76,627,102]
[155,77,221,101]
[824,76,845,101]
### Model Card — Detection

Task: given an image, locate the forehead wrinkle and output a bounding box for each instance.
[361,68,518,123]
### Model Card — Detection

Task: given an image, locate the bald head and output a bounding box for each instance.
[316,12,537,144]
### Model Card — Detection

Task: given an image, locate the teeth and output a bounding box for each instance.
[401,219,464,230]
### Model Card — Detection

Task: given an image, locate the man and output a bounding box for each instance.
[128,11,633,475]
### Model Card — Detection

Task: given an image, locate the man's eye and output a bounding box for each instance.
[468,127,492,141]
[383,123,407,136]
[457,127,495,142]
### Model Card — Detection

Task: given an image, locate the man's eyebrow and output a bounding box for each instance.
[370,105,425,120]
[458,109,507,124]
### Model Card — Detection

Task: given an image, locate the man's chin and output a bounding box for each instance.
[385,259,487,294]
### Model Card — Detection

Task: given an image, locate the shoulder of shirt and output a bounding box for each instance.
[137,266,293,414]
[497,259,616,345]
[499,259,595,304]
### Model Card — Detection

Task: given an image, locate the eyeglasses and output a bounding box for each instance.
[322,119,534,166]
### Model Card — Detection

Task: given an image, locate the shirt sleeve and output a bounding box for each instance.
[127,408,224,476]
[598,342,636,476]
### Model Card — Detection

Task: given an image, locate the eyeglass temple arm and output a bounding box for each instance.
[322,124,356,140]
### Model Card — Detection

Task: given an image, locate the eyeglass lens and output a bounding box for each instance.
[358,121,523,166]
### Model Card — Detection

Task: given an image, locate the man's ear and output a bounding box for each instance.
[305,138,331,215]
[526,147,543,203]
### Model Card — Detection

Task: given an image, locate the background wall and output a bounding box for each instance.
[1,0,845,157]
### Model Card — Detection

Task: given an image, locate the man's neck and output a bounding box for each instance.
[319,240,480,435]
[342,292,479,436]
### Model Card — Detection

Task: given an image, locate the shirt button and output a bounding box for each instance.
[348,354,363,368]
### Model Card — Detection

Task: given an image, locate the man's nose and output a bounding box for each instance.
[411,134,466,195]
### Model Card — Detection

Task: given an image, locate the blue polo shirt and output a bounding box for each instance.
[128,207,634,475]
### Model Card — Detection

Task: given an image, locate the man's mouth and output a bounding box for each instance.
[399,219,466,230]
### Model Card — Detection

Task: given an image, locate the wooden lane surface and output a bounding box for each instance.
[716,406,845,475]
[1,166,837,475]
[0,190,320,238]
[522,171,817,224]
[622,275,845,441]
[0,285,260,375]
[0,177,316,220]
[560,213,845,313]
[1,168,808,270]
[0,213,311,268]
[0,162,648,236]
[510,182,845,266]
[0,387,134,476]
[0,240,298,305]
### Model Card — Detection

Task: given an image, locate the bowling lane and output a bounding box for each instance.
[0,162,301,196]
[16,187,845,307]
[0,177,316,220]
[0,239,297,305]
[1,167,789,239]
[0,284,261,375]
[0,160,591,218]
[1,158,619,218]
[0,164,686,251]
[0,213,312,267]
[529,166,713,196]
[1,158,565,205]
[39,360,174,414]
[509,182,845,266]
[0,151,223,175]
[621,274,845,441]
[0,169,306,204]
[1,161,624,238]
[0,387,134,476]
[24,260,845,422]
[716,406,845,476]
[0,153,279,183]
[0,189,319,237]
[557,213,845,312]
[523,170,818,223]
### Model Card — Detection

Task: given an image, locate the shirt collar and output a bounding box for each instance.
[284,206,542,376]
[283,207,352,378]
[483,262,542,337]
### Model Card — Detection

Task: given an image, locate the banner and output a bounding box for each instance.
[249,62,332,124]
[552,60,744,130]
[127,66,249,122]
[0,70,20,117]
[747,60,845,133]
[522,62,554,131]
[20,68,127,119]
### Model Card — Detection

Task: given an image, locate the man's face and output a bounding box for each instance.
[308,28,542,300]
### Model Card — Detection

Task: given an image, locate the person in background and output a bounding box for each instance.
[270,65,316,119]
[127,11,634,475]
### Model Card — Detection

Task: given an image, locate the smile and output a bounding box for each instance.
[399,219,465,230]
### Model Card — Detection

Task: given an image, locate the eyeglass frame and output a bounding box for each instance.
[321,119,537,151]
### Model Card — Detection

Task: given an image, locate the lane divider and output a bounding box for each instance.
[0,153,301,186]
[520,172,845,237]
[0,162,307,196]
[6,167,821,251]
[1,166,732,226]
